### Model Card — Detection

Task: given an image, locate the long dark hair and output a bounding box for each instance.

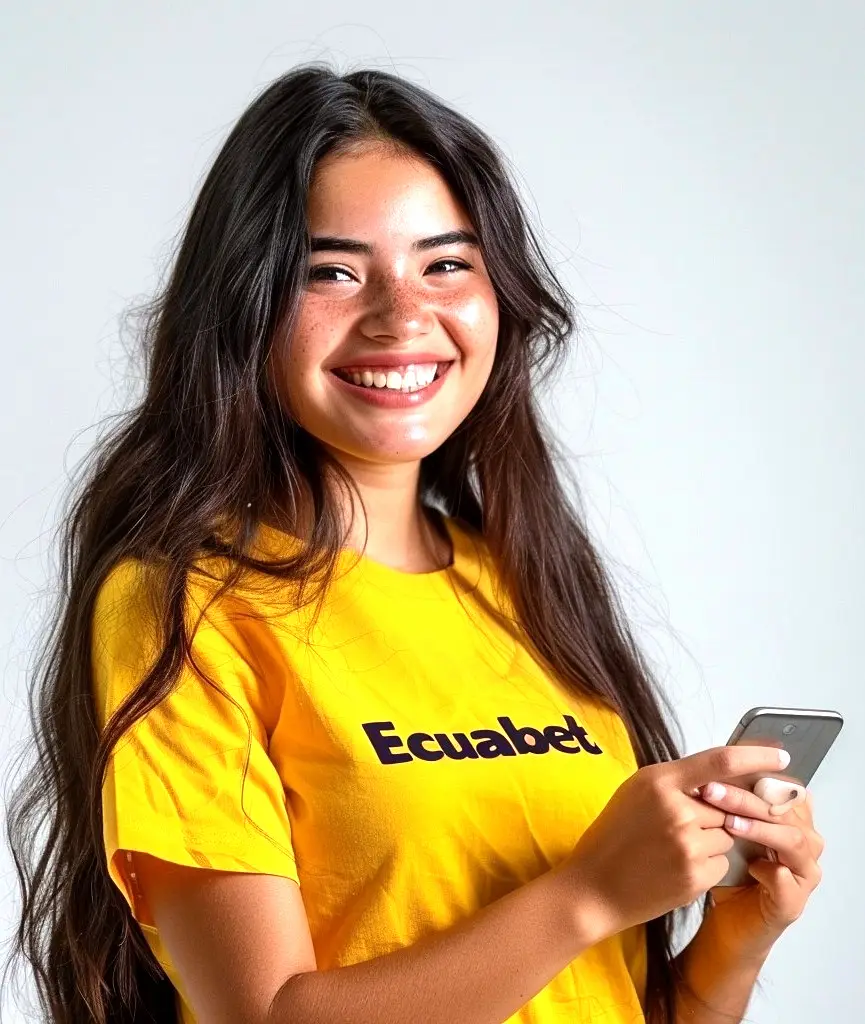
[3,62,712,1023]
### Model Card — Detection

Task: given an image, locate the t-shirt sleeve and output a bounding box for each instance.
[90,558,300,925]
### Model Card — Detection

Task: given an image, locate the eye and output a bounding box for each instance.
[427,258,471,274]
[308,265,355,283]
[307,258,471,283]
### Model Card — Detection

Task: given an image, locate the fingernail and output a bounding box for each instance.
[778,748,791,769]
[704,782,726,800]
[727,814,750,832]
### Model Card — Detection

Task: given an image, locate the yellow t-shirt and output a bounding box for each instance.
[91,514,647,1023]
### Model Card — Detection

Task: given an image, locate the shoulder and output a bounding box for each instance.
[92,547,264,622]
[90,552,272,689]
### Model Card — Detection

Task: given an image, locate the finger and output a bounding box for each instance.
[687,800,732,832]
[700,824,737,858]
[769,807,823,859]
[748,857,806,924]
[675,794,730,832]
[769,814,823,860]
[792,790,816,828]
[772,795,816,834]
[698,781,779,822]
[769,792,808,816]
[723,816,820,882]
[675,745,790,792]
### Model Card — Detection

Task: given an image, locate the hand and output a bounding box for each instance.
[558,744,790,944]
[698,779,824,959]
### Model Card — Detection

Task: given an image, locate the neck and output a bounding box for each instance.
[276,449,451,573]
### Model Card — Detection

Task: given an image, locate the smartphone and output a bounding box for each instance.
[714,706,843,886]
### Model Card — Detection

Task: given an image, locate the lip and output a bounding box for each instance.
[328,360,454,408]
[327,351,456,371]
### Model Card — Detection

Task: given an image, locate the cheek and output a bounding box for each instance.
[439,287,499,360]
[281,303,341,403]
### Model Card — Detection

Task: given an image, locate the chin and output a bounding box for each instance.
[352,441,443,464]
[322,427,449,465]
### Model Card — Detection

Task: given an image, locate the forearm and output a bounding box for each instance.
[270,862,604,1024]
[674,911,771,1023]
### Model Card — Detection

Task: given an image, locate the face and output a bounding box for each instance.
[276,143,499,467]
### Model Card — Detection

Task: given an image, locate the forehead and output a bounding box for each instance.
[306,145,470,238]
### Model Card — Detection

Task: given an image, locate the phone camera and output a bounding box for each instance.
[782,724,797,735]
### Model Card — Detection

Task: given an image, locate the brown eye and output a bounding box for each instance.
[308,266,354,283]
[427,259,470,274]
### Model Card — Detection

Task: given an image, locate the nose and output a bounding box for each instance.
[357,275,436,344]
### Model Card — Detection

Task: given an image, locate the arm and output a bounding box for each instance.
[133,851,610,1024]
[273,858,603,1024]
[672,906,770,1024]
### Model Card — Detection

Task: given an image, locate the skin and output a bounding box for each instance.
[697,778,824,959]
[271,140,499,571]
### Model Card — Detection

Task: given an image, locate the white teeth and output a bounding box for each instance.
[340,362,443,391]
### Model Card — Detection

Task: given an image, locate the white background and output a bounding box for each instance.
[1,2,861,1020]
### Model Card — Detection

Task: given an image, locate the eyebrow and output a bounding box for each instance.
[309,229,480,255]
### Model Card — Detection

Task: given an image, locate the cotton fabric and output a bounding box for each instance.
[91,514,647,1022]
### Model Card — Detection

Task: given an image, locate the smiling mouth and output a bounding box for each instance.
[331,361,452,394]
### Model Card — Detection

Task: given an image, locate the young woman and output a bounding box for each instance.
[5,64,824,1024]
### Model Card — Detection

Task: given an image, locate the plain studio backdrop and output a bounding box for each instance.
[1,2,862,1020]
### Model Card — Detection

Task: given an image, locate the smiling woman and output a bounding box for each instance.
[6,63,704,1024]
[274,145,498,496]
